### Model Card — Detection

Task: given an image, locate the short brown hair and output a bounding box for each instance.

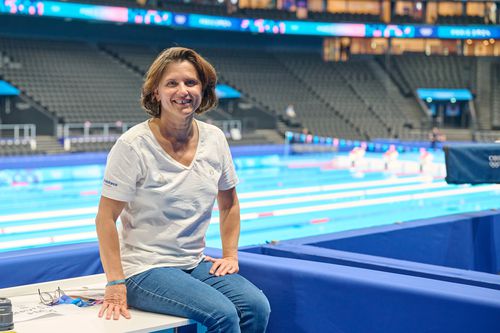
[141,47,218,117]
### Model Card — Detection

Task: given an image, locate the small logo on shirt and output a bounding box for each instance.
[103,179,118,187]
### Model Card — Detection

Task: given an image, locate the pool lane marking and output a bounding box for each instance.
[0,207,98,223]
[0,231,97,250]
[238,176,433,199]
[215,184,500,223]
[1,184,498,250]
[0,176,430,224]
[0,218,95,234]
[0,183,497,227]
[239,182,448,209]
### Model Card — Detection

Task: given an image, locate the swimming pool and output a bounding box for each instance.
[0,151,498,252]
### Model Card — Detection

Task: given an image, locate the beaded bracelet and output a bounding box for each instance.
[106,279,126,287]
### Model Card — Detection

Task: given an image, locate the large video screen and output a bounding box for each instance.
[1,0,499,39]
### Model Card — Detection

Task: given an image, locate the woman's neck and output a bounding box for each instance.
[153,115,196,144]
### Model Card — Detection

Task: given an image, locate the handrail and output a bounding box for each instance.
[0,124,37,150]
[59,122,130,151]
[59,120,243,151]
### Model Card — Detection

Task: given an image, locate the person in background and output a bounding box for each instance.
[383,144,399,171]
[285,104,296,119]
[95,47,270,333]
[429,127,446,150]
[348,144,367,168]
[419,147,434,174]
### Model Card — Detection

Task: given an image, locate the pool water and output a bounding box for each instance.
[0,151,498,252]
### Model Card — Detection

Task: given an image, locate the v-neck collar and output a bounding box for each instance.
[147,118,202,169]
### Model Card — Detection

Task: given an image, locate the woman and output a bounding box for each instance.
[96,47,270,332]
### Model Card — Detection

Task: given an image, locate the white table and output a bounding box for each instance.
[0,274,194,333]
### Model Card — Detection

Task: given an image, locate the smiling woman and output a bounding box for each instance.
[141,47,217,118]
[95,47,270,332]
[155,61,203,115]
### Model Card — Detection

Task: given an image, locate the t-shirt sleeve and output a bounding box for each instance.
[218,131,239,191]
[101,139,141,202]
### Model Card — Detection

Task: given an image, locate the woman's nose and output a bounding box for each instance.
[177,83,188,94]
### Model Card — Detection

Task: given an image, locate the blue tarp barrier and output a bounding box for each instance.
[1,234,500,332]
[257,210,500,285]
[0,242,103,288]
[444,144,500,184]
[235,250,500,333]
[2,213,500,332]
[246,210,500,290]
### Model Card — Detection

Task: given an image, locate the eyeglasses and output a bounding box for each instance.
[37,287,104,307]
[38,287,65,306]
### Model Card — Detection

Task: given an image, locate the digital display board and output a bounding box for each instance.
[0,0,172,25]
[437,26,500,39]
[1,0,499,39]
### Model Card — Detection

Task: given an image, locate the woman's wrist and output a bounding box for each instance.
[224,255,238,262]
[223,253,238,260]
[106,279,126,287]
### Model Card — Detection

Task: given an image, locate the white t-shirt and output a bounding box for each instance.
[101,119,239,278]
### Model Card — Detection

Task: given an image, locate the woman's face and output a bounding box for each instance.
[154,60,202,118]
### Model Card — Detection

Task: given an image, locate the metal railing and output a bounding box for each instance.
[58,122,130,151]
[215,120,242,140]
[0,124,37,150]
[57,119,243,151]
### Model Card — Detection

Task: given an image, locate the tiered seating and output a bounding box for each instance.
[104,44,425,139]
[476,130,500,142]
[70,140,116,153]
[197,47,360,139]
[376,56,412,97]
[1,34,494,155]
[0,37,151,153]
[389,54,476,92]
[274,52,406,139]
[100,43,158,73]
[0,37,148,126]
[0,142,35,156]
[334,60,410,138]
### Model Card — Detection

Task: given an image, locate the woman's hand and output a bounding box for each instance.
[205,255,239,276]
[98,284,131,320]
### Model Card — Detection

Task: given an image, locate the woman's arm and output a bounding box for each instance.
[95,195,131,320]
[206,187,241,276]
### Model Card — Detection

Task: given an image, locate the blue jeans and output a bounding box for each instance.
[126,261,271,333]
